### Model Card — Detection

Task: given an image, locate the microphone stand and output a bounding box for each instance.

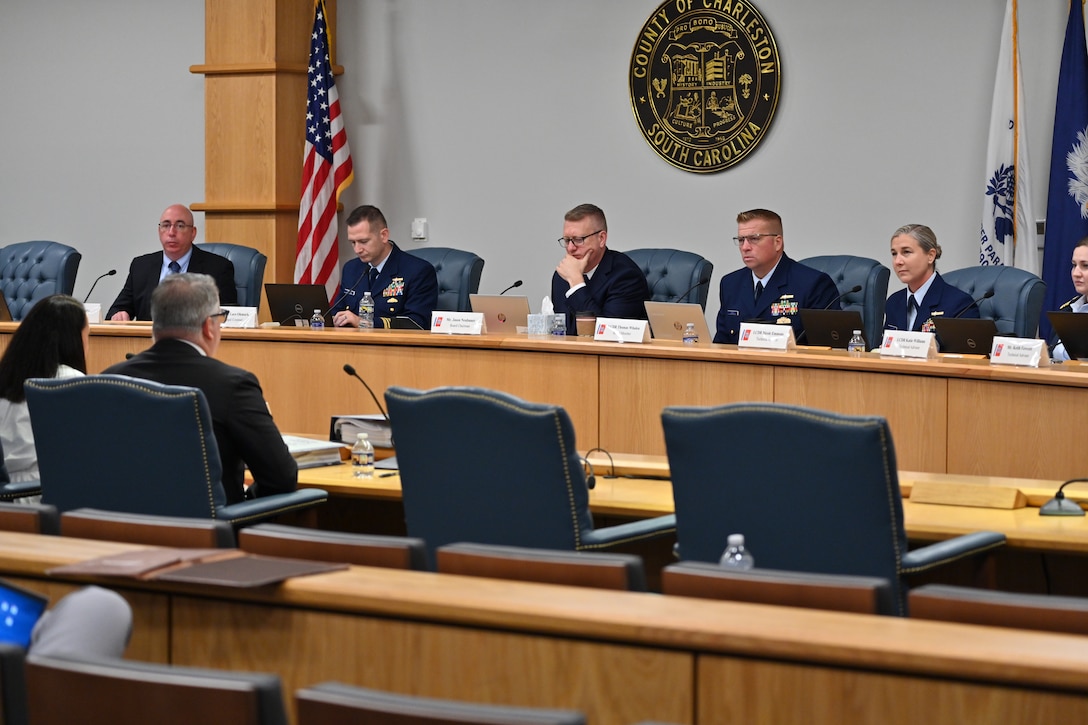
[1039,478,1088,516]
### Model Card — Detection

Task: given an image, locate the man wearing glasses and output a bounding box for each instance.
[551,203,650,334]
[713,208,839,344]
[105,274,297,503]
[107,204,237,321]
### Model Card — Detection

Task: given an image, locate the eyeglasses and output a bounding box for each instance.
[208,309,230,322]
[158,222,193,232]
[557,230,604,247]
[732,233,778,246]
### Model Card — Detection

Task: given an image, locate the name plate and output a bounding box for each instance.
[737,322,796,351]
[990,336,1048,367]
[594,318,649,343]
[430,311,484,335]
[879,330,937,359]
[221,306,258,329]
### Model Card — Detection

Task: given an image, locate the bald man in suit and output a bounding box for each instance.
[107,204,236,321]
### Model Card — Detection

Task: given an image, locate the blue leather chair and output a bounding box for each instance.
[800,255,890,347]
[0,645,27,725]
[23,375,327,526]
[408,247,484,312]
[26,655,288,725]
[626,248,714,310]
[661,402,1005,616]
[0,242,81,320]
[385,386,676,568]
[199,243,268,310]
[297,682,585,725]
[942,266,1046,338]
[909,584,1088,635]
[436,542,647,591]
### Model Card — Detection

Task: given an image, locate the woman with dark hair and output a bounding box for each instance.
[0,295,88,483]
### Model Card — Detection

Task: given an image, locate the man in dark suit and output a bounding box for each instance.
[331,205,438,329]
[107,204,237,321]
[104,273,296,504]
[551,203,650,334]
[714,208,840,344]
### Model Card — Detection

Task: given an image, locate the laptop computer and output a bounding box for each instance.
[0,578,48,648]
[932,317,1000,355]
[469,294,530,333]
[264,284,332,327]
[798,309,866,348]
[1047,311,1088,359]
[644,301,712,342]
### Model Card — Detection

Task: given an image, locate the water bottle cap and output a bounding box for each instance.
[852,330,861,335]
[727,533,744,546]
[357,433,368,440]
[314,309,322,313]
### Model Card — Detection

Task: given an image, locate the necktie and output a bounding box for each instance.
[368,266,378,287]
[754,281,763,303]
[907,295,918,329]
[168,260,181,275]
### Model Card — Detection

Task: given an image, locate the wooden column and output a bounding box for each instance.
[190,0,338,309]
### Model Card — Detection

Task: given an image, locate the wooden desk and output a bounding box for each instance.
[8,323,1088,478]
[3,531,1088,725]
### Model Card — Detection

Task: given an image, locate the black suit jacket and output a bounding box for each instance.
[550,248,650,334]
[107,246,237,320]
[103,339,297,504]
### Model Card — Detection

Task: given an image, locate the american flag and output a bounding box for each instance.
[295,0,354,300]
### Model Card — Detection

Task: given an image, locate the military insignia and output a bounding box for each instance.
[921,318,936,333]
[770,298,798,317]
[629,0,782,173]
[383,278,405,297]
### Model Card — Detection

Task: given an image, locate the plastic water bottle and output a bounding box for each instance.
[309,309,325,329]
[352,433,374,479]
[358,292,375,330]
[847,329,865,356]
[719,533,755,570]
[682,322,699,345]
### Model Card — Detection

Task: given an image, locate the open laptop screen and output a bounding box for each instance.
[931,317,999,356]
[798,309,866,348]
[644,301,711,341]
[0,579,48,648]
[469,294,530,333]
[1047,311,1088,359]
[264,284,332,327]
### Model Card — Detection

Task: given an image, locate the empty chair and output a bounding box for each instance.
[942,265,1046,338]
[296,682,585,725]
[408,247,484,312]
[199,243,268,310]
[60,509,236,548]
[909,584,1088,635]
[662,561,894,615]
[626,248,714,310]
[24,375,327,526]
[436,542,647,591]
[385,386,675,568]
[239,523,426,569]
[0,502,57,534]
[25,655,288,725]
[661,402,1005,615]
[800,255,890,347]
[0,242,81,320]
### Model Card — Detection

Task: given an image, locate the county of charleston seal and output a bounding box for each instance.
[629,0,782,173]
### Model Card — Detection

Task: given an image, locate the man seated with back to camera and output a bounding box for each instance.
[104,273,297,503]
[331,205,438,329]
[714,208,840,344]
[551,203,650,335]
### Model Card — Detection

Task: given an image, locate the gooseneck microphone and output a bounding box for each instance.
[1039,477,1088,516]
[669,279,710,303]
[499,280,523,295]
[342,363,389,421]
[82,269,117,303]
[953,289,994,318]
[822,284,862,310]
[323,272,368,323]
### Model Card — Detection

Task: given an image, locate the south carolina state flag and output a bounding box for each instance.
[980,0,1038,274]
[1041,0,1088,337]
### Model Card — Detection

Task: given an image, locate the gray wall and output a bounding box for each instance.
[0,0,1070,321]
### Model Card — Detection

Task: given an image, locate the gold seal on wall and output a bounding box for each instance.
[629,0,782,174]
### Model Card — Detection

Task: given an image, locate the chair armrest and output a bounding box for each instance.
[900,531,1006,574]
[216,489,328,527]
[0,480,42,501]
[580,514,676,549]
